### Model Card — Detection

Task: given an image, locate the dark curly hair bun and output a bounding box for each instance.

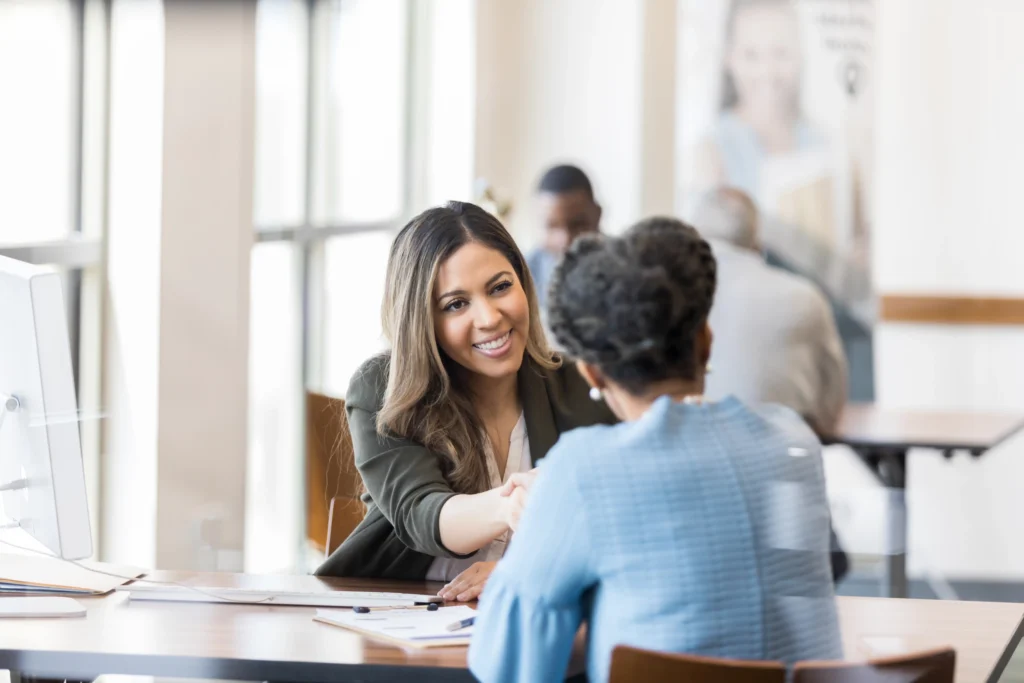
[548,217,717,393]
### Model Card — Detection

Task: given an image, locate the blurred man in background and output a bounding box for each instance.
[694,186,847,437]
[526,164,602,309]
[694,187,850,582]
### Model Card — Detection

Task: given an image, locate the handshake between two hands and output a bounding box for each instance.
[499,467,540,533]
[437,468,541,603]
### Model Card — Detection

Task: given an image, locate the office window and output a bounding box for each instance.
[0,0,107,557]
[0,0,78,244]
[253,0,307,228]
[248,0,409,573]
[0,0,91,379]
[315,0,408,224]
[321,232,392,396]
[246,243,304,574]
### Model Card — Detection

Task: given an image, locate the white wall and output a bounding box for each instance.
[872,0,1024,580]
[155,0,254,572]
[474,0,676,246]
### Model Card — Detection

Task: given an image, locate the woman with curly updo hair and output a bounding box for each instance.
[469,217,842,683]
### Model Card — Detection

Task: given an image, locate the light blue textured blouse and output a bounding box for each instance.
[468,396,842,683]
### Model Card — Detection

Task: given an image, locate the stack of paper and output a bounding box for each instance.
[0,554,144,595]
[315,605,477,648]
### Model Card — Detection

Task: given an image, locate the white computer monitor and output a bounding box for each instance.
[0,255,92,560]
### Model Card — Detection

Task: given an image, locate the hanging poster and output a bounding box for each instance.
[678,0,875,311]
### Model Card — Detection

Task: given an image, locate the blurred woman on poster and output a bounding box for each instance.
[690,0,837,249]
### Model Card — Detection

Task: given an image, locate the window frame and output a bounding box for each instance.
[253,0,416,390]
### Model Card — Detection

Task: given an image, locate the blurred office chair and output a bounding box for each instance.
[793,648,955,683]
[609,646,786,683]
[306,392,363,557]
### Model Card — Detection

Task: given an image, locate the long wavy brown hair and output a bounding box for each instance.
[378,201,559,494]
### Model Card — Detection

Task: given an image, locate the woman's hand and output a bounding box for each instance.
[499,468,539,496]
[499,468,539,532]
[503,486,529,532]
[439,561,497,602]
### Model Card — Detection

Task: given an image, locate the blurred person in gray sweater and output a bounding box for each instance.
[693,187,847,437]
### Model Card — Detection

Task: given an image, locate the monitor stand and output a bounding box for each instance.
[0,393,28,494]
[0,394,17,432]
[0,596,87,618]
[0,393,85,618]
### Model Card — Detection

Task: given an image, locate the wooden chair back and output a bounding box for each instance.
[609,646,786,683]
[305,392,362,556]
[326,495,364,556]
[793,648,955,683]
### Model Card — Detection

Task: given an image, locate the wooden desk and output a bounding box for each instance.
[837,597,1024,683]
[0,573,471,683]
[1,573,1022,683]
[829,405,1024,598]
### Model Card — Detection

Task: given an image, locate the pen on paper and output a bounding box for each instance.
[446,616,476,632]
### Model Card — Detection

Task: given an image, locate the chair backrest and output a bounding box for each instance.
[326,495,365,556]
[793,648,956,683]
[305,392,362,556]
[609,646,786,683]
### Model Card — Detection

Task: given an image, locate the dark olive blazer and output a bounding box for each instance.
[315,352,615,580]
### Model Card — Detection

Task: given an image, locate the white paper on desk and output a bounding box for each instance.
[860,636,909,657]
[316,605,476,643]
[0,554,145,594]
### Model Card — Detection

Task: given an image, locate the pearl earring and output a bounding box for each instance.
[589,387,603,402]
[705,363,713,376]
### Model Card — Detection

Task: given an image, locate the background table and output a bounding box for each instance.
[1,572,1023,682]
[829,405,1024,598]
[837,596,1024,683]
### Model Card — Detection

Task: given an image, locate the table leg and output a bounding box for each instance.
[857,449,908,598]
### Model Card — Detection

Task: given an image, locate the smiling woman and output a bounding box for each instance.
[434,245,530,381]
[316,201,615,595]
